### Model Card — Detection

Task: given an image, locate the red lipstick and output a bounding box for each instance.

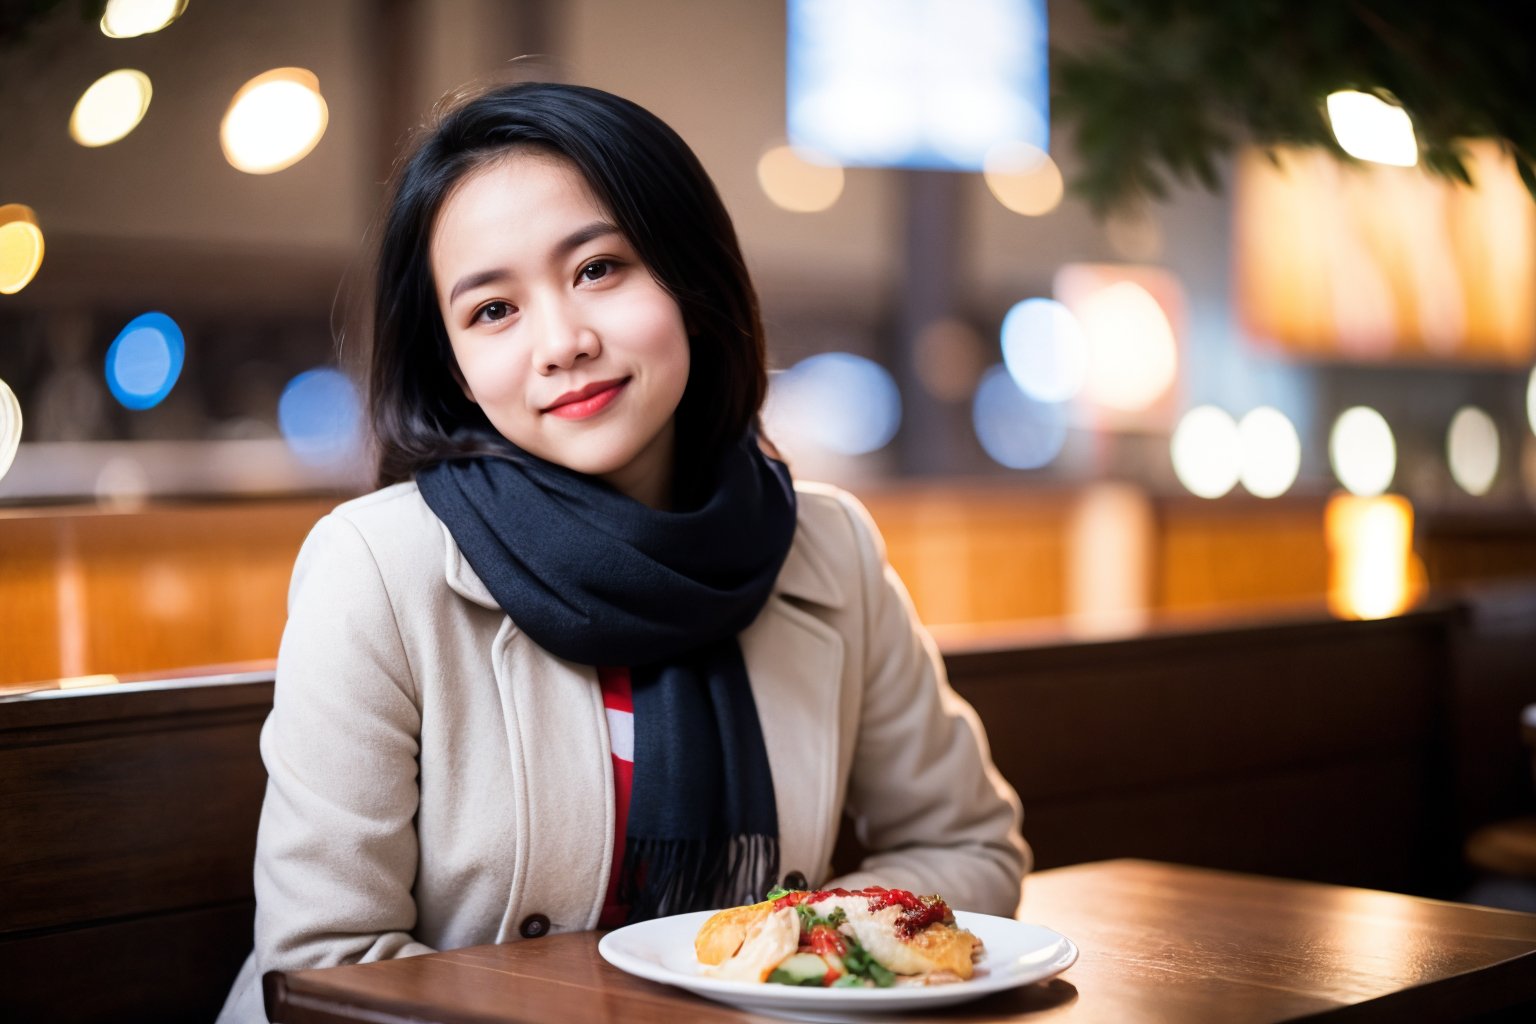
[543,377,629,419]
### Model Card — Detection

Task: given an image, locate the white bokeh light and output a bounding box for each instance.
[1238,407,1302,499]
[100,0,187,38]
[1447,406,1499,497]
[1526,366,1535,437]
[0,376,21,484]
[221,68,328,174]
[1076,281,1178,412]
[1330,406,1397,496]
[764,352,901,457]
[1000,298,1087,403]
[786,0,1047,169]
[69,69,152,147]
[1326,90,1417,167]
[972,364,1068,469]
[1171,406,1241,499]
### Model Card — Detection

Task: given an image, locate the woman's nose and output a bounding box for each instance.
[533,302,600,373]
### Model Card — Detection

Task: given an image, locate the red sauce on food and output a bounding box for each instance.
[772,886,952,939]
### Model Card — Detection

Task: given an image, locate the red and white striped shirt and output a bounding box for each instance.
[597,665,634,928]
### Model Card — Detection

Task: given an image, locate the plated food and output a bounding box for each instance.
[694,886,983,988]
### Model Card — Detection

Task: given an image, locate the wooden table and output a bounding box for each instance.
[266,859,1536,1023]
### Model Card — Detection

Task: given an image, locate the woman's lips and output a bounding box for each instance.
[543,377,629,419]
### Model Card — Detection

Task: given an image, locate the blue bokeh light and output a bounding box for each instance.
[972,363,1069,469]
[278,368,363,466]
[771,352,902,456]
[1000,297,1087,403]
[104,312,185,410]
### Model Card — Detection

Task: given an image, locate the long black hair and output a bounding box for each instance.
[369,82,768,491]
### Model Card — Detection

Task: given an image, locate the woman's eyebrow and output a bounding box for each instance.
[447,221,622,306]
[449,268,510,305]
[555,220,622,259]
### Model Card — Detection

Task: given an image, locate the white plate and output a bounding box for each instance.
[598,909,1077,1023]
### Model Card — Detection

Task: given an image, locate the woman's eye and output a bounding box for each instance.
[579,260,613,283]
[476,301,513,323]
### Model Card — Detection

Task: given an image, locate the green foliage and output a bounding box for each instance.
[1053,0,1536,214]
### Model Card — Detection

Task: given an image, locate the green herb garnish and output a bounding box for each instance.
[841,935,896,988]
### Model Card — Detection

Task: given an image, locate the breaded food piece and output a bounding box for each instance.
[903,919,983,979]
[701,906,799,982]
[834,900,981,979]
[693,898,776,965]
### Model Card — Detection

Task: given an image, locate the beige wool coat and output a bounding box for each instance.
[217,479,1028,1023]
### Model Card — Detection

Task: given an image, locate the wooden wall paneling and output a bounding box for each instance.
[0,513,66,684]
[1421,514,1536,587]
[859,485,1070,626]
[1154,497,1330,611]
[0,499,331,686]
[72,501,330,678]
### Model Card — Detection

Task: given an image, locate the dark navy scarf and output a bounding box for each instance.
[416,433,795,921]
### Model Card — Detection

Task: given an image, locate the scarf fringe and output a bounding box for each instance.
[620,833,780,922]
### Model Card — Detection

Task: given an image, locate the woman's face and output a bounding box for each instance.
[431,151,690,507]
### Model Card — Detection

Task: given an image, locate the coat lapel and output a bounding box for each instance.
[741,513,848,888]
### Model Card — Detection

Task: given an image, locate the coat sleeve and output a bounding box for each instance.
[823,493,1030,916]
[253,513,437,974]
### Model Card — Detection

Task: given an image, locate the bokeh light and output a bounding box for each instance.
[972,364,1069,469]
[1171,406,1241,499]
[1326,493,1416,620]
[69,69,152,147]
[221,68,328,174]
[915,318,986,402]
[757,145,844,213]
[100,0,188,38]
[105,312,185,410]
[1075,281,1178,412]
[765,352,901,456]
[1238,407,1301,499]
[785,0,1047,170]
[1000,298,1087,403]
[1526,366,1535,437]
[94,455,151,511]
[278,368,365,466]
[1447,406,1499,497]
[1330,406,1396,496]
[983,142,1063,217]
[0,376,22,484]
[0,204,45,294]
[1325,90,1417,167]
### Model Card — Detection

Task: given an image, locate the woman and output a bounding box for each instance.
[218,81,1026,1023]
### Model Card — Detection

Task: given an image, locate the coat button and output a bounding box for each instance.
[783,870,809,890]
[519,913,550,939]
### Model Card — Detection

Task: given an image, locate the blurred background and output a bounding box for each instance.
[6,7,1536,1015]
[2,0,1536,662]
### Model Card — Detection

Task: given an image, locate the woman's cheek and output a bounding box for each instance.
[462,347,523,406]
